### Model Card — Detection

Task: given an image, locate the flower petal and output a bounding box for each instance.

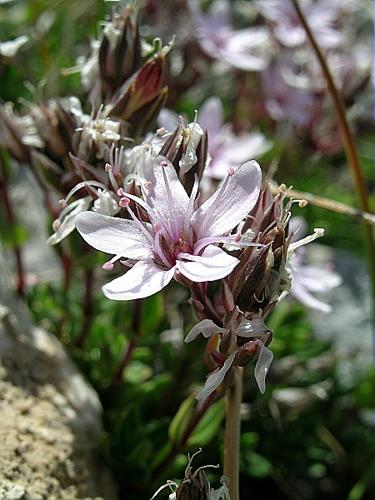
[75,211,153,259]
[290,281,332,313]
[48,197,91,245]
[219,133,271,165]
[157,108,181,131]
[193,160,262,238]
[254,343,273,394]
[198,97,224,140]
[196,353,236,402]
[144,157,189,233]
[177,245,239,282]
[103,260,175,301]
[185,319,226,343]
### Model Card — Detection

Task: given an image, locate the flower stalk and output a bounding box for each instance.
[224,366,243,500]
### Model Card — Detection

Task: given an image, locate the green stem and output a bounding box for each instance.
[223,366,243,500]
[290,0,375,295]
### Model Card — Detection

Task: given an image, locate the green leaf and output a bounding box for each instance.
[140,293,164,334]
[244,451,272,478]
[169,396,195,446]
[187,399,225,448]
[124,361,153,384]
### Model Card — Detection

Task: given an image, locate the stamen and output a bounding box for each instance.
[105,162,119,192]
[102,255,121,271]
[64,180,107,204]
[183,175,199,237]
[154,230,174,268]
[160,161,180,241]
[122,203,154,244]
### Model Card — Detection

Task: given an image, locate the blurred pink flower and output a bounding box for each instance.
[288,218,342,313]
[258,0,343,49]
[261,59,314,127]
[189,0,270,71]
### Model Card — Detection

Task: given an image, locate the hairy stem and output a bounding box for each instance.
[290,0,375,306]
[224,366,243,500]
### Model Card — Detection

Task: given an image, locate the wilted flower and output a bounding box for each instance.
[185,309,273,400]
[75,159,261,300]
[189,0,270,71]
[151,449,230,500]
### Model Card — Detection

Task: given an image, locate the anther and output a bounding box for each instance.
[160,160,168,168]
[227,166,235,177]
[59,199,67,208]
[298,199,308,208]
[102,260,114,271]
[117,187,125,197]
[144,181,152,189]
[105,163,112,172]
[119,197,130,208]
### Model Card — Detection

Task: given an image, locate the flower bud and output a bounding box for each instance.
[0,105,41,163]
[228,185,291,316]
[107,46,170,136]
[159,121,208,195]
[98,6,142,100]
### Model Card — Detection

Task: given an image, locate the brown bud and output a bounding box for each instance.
[108,50,168,131]
[98,6,142,100]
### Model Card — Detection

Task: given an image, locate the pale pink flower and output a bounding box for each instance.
[288,218,342,313]
[261,59,314,127]
[258,0,344,49]
[75,158,262,301]
[189,0,270,71]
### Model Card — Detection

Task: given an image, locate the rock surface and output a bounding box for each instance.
[0,253,117,499]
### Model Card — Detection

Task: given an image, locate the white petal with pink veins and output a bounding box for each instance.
[76,211,153,259]
[177,246,239,282]
[193,160,262,238]
[144,158,189,233]
[103,261,175,301]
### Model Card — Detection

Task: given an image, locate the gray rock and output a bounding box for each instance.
[0,250,117,500]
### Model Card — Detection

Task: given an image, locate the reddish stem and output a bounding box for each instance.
[0,156,25,297]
